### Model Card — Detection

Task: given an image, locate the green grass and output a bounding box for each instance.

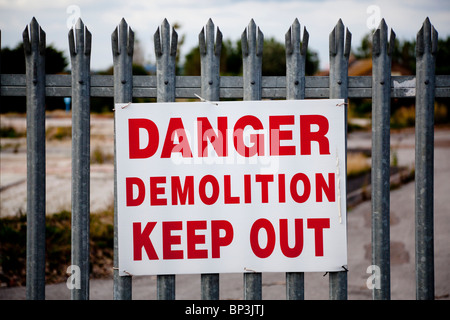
[0,208,114,287]
[0,126,26,138]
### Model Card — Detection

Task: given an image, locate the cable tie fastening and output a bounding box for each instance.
[112,102,132,111]
[194,93,219,106]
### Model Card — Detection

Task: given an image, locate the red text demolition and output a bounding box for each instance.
[126,172,336,206]
[133,218,330,261]
[128,114,330,158]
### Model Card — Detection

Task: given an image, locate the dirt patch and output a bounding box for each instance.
[364,241,410,265]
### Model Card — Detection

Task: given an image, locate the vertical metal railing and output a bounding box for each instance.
[199,19,222,300]
[23,17,46,300]
[154,19,178,300]
[241,19,264,300]
[415,17,437,300]
[285,18,308,300]
[112,18,134,300]
[11,16,441,301]
[371,19,395,300]
[328,19,351,300]
[68,18,92,300]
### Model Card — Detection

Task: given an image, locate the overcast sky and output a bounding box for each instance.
[1,0,449,71]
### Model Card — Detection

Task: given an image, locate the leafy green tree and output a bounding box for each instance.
[354,32,374,59]
[1,43,68,113]
[1,43,68,74]
[183,37,319,76]
[436,36,450,75]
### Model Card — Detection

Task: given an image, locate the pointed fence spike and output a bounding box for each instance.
[170,27,178,57]
[111,27,119,56]
[39,27,46,55]
[257,27,264,57]
[215,27,223,57]
[388,29,396,56]
[199,27,206,56]
[416,24,424,56]
[68,28,76,56]
[207,18,214,29]
[285,27,293,55]
[76,17,84,30]
[344,28,352,58]
[301,27,309,56]
[292,19,301,46]
[432,26,438,55]
[84,27,91,55]
[241,29,248,56]
[154,27,162,57]
[23,26,31,55]
[127,27,134,56]
[373,28,381,56]
[329,25,336,56]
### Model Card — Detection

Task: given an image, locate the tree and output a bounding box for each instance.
[1,43,68,74]
[354,32,450,76]
[354,32,373,59]
[1,43,68,113]
[436,36,450,75]
[183,37,319,76]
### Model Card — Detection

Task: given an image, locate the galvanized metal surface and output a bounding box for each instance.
[241,19,263,300]
[199,19,221,300]
[69,18,91,300]
[2,74,449,99]
[154,19,177,300]
[371,19,395,300]
[415,18,437,300]
[112,18,133,300]
[3,16,446,301]
[23,17,46,300]
[285,18,308,300]
[328,19,350,300]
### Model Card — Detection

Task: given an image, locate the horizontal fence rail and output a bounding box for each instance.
[2,74,450,99]
[0,16,447,301]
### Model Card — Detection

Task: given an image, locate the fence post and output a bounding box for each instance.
[415,17,437,300]
[328,19,350,300]
[285,18,308,300]
[242,19,263,300]
[68,18,92,300]
[199,18,222,300]
[154,18,177,300]
[0,30,2,109]
[23,17,46,300]
[112,18,134,300]
[371,19,395,300]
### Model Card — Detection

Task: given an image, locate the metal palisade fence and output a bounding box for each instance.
[0,16,447,300]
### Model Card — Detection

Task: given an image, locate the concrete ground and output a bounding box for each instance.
[1,115,449,300]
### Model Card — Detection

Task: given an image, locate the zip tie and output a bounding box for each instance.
[323,266,348,277]
[336,102,348,107]
[244,267,257,273]
[121,102,132,109]
[112,102,132,111]
[113,267,132,276]
[194,93,219,106]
